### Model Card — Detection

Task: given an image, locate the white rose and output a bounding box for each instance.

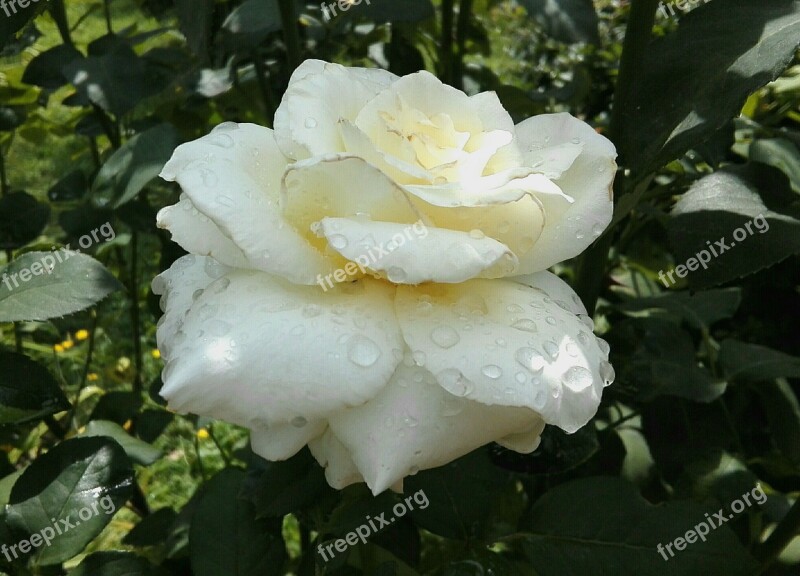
[153,60,617,494]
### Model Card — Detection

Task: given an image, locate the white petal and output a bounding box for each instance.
[495,420,547,453]
[319,218,517,284]
[515,113,617,272]
[160,122,329,284]
[328,360,545,494]
[156,195,250,269]
[158,272,403,429]
[395,279,611,433]
[308,429,365,489]
[513,270,589,316]
[250,420,326,461]
[282,154,423,245]
[274,59,398,160]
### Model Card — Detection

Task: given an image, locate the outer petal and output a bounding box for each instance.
[250,420,326,461]
[327,360,545,494]
[156,194,250,269]
[155,267,404,429]
[274,59,398,160]
[308,429,365,489]
[160,122,330,285]
[395,279,613,433]
[319,218,518,284]
[515,113,617,272]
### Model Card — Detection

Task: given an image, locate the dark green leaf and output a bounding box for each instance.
[0,351,70,425]
[91,123,179,209]
[632,320,724,402]
[666,169,800,289]
[221,0,282,51]
[48,170,89,202]
[0,192,50,250]
[189,468,286,576]
[122,508,178,547]
[756,379,800,465]
[69,551,165,576]
[749,138,800,193]
[618,0,800,175]
[518,0,599,44]
[89,391,143,425]
[405,448,511,540]
[355,0,435,23]
[0,251,123,322]
[247,448,328,518]
[80,420,162,466]
[519,477,758,576]
[176,0,214,56]
[718,340,800,382]
[5,437,134,566]
[22,44,83,89]
[619,288,741,330]
[0,0,48,50]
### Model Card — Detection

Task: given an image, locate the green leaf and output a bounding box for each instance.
[176,0,214,55]
[405,449,512,540]
[666,169,800,289]
[4,437,134,566]
[632,320,724,402]
[69,551,165,576]
[518,0,599,44]
[221,0,282,51]
[618,0,800,175]
[718,340,800,382]
[189,468,286,576]
[749,138,800,193]
[0,0,48,49]
[756,379,800,465]
[0,251,123,322]
[247,448,328,518]
[619,288,741,330]
[356,0,435,23]
[79,420,162,466]
[122,508,178,547]
[91,123,179,209]
[518,477,758,576]
[0,192,50,250]
[497,425,599,475]
[22,44,84,89]
[0,351,70,425]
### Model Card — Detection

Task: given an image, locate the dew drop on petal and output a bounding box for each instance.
[596,337,611,357]
[431,326,460,349]
[482,364,503,379]
[437,368,474,397]
[291,416,308,428]
[600,360,616,386]
[543,341,560,360]
[515,347,545,373]
[545,316,557,326]
[469,229,485,239]
[533,389,547,410]
[515,371,527,384]
[506,303,524,313]
[412,350,427,366]
[305,117,318,129]
[578,314,595,331]
[302,304,321,318]
[561,366,594,392]
[512,318,538,333]
[347,335,381,367]
[328,234,348,250]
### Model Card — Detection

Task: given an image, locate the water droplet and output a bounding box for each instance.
[433,176,447,185]
[328,234,348,250]
[515,371,527,384]
[211,277,231,294]
[210,133,234,148]
[545,316,557,326]
[404,415,419,428]
[496,337,507,347]
[347,335,382,367]
[599,360,615,386]
[577,314,595,331]
[506,303,524,313]
[596,337,611,357]
[592,223,605,237]
[305,117,318,129]
[498,220,511,233]
[576,230,585,240]
[437,368,474,397]
[204,259,226,279]
[412,350,426,366]
[409,465,420,475]
[387,267,407,283]
[515,347,545,372]
[192,289,204,301]
[431,326,460,349]
[482,364,503,379]
[561,366,594,392]
[543,341,560,360]
[566,341,579,357]
[197,302,219,321]
[533,389,547,410]
[577,331,589,345]
[570,137,581,145]
[291,416,308,428]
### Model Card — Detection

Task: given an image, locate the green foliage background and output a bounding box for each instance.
[0,0,800,574]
